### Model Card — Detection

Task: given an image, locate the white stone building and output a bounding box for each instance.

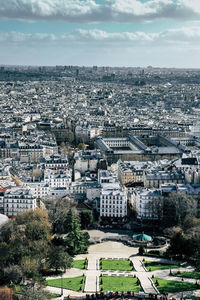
[100,187,127,223]
[44,154,68,169]
[44,169,71,188]
[29,183,50,199]
[3,188,37,217]
[99,169,127,223]
[133,188,163,221]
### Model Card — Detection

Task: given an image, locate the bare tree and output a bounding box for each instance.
[45,195,77,233]
[163,193,197,227]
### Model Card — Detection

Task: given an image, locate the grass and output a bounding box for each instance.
[144,261,179,271]
[46,275,85,292]
[152,278,198,293]
[99,276,142,292]
[50,293,61,298]
[175,272,200,280]
[100,259,134,271]
[72,259,87,270]
[143,253,165,258]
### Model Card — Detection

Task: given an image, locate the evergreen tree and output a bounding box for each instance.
[80,210,94,229]
[65,210,90,255]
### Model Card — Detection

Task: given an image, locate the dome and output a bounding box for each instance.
[132,233,152,243]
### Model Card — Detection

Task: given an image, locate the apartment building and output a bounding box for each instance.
[3,188,37,217]
[100,188,127,223]
[133,188,163,220]
[44,169,71,188]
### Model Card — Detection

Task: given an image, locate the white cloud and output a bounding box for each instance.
[1,27,200,67]
[1,26,200,46]
[0,0,200,23]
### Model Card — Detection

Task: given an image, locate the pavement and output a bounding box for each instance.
[45,240,198,299]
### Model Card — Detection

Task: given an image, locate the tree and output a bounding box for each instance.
[3,265,22,285]
[138,246,145,255]
[80,210,94,229]
[0,220,15,244]
[47,245,72,272]
[20,256,40,280]
[77,143,87,150]
[0,242,10,270]
[168,231,187,258]
[163,193,197,227]
[0,209,51,284]
[144,197,163,222]
[64,208,77,233]
[185,224,200,268]
[183,216,200,233]
[0,287,13,300]
[46,196,77,234]
[83,232,90,249]
[65,210,90,255]
[60,142,67,156]
[18,284,51,300]
[51,236,66,247]
[32,168,42,178]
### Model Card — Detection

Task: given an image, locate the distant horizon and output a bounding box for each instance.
[1,64,200,70]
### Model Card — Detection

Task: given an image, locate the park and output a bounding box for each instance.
[45,234,200,299]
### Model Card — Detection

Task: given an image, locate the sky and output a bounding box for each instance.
[0,0,200,67]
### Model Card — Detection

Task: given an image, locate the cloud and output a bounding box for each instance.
[107,0,200,22]
[1,26,200,67]
[0,0,100,22]
[0,0,200,23]
[1,26,200,47]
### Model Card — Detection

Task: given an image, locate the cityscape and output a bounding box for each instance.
[0,0,200,299]
[0,65,200,299]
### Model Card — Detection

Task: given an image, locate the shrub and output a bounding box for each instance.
[149,250,160,255]
[139,246,145,256]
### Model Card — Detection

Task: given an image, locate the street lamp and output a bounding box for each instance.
[181,291,183,300]
[61,273,63,296]
[169,257,172,275]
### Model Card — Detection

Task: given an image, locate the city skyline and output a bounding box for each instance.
[0,0,200,67]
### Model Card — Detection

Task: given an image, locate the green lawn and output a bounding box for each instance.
[50,293,61,298]
[152,278,198,293]
[46,276,85,292]
[144,261,179,271]
[100,259,134,271]
[99,276,142,292]
[175,272,200,280]
[72,259,87,269]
